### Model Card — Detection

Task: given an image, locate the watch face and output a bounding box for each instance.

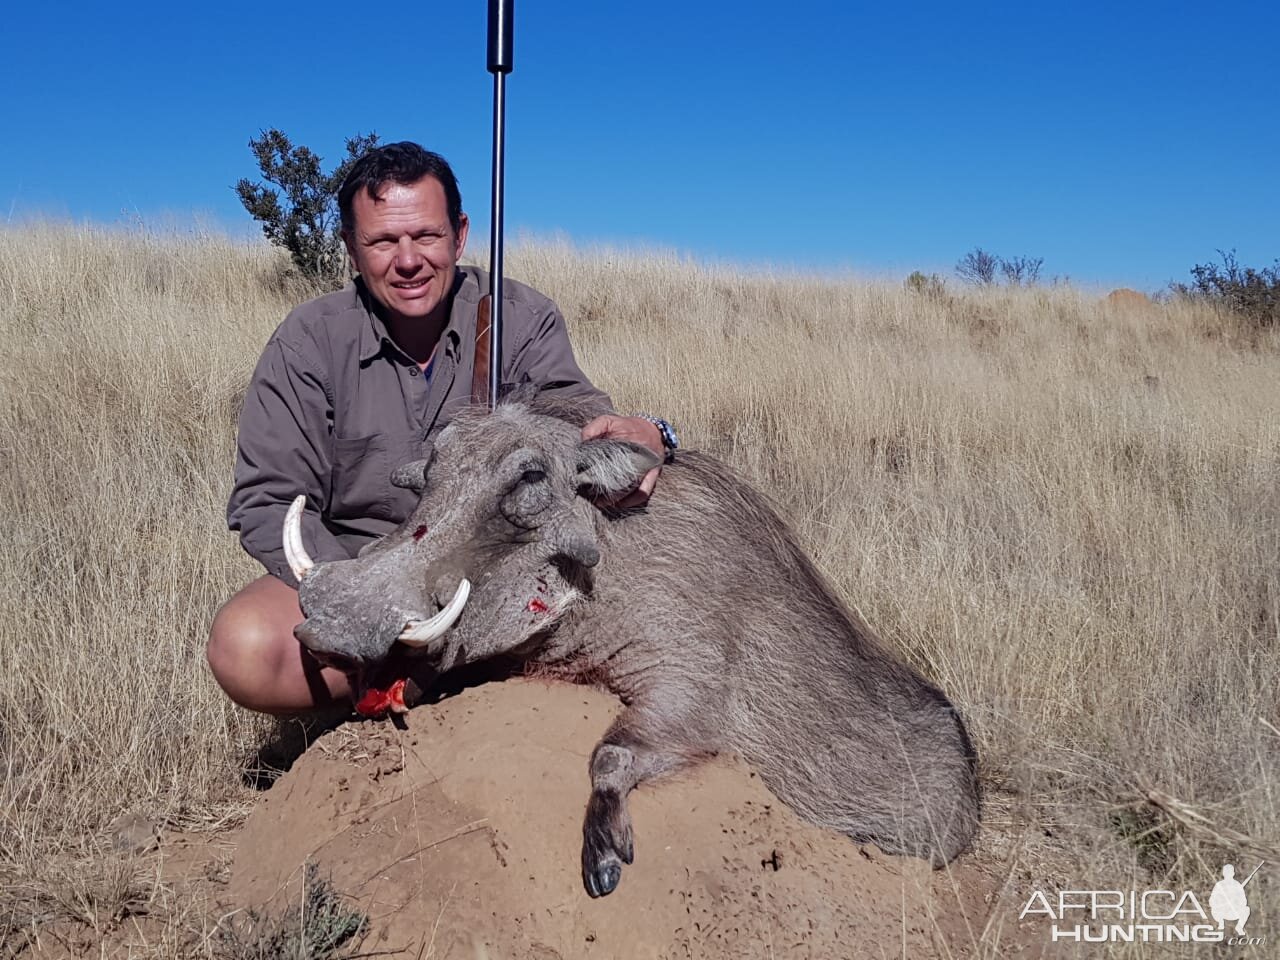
[640,415,677,451]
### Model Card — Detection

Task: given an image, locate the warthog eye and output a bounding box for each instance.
[502,464,553,528]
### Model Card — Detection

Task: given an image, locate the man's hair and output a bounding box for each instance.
[338,142,463,235]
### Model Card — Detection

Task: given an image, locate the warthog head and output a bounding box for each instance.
[286,401,660,676]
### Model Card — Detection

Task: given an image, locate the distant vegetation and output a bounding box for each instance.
[1171,249,1279,330]
[235,129,379,289]
[908,248,1047,300]
[954,247,1044,287]
[916,246,1280,336]
[903,270,945,298]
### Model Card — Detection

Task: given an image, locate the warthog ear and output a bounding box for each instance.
[576,439,662,499]
[390,458,431,494]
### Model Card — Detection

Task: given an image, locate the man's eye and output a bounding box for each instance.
[522,469,546,484]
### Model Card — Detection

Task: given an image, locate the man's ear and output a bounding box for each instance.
[341,229,357,267]
[576,439,661,499]
[454,212,469,261]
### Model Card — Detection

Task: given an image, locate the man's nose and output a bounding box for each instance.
[394,237,422,272]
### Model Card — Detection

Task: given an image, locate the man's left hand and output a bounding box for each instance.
[581,414,664,508]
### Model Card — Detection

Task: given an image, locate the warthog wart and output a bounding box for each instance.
[285,396,980,897]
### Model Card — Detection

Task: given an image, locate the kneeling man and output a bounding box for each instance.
[208,142,676,714]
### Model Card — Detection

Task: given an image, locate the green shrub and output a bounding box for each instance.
[1171,250,1279,329]
[905,270,948,300]
[235,130,379,290]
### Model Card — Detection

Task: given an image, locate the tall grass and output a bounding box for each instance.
[1,223,1277,955]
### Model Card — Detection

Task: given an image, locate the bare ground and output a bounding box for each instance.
[213,679,1047,960]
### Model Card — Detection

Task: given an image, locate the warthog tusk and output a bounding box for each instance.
[400,579,471,646]
[283,495,316,582]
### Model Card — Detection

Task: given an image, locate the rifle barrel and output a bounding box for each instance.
[486,0,514,409]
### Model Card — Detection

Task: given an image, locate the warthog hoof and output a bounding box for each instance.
[582,788,634,897]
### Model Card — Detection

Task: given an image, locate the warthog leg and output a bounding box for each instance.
[582,742,637,897]
[582,704,713,897]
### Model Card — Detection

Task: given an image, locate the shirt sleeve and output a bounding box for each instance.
[509,302,614,414]
[226,337,351,583]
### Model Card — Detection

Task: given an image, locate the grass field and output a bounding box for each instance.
[1,223,1277,956]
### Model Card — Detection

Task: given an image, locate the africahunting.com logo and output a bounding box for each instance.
[1019,862,1266,945]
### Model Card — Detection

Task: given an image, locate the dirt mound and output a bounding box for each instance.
[1105,288,1152,308]
[227,680,1002,959]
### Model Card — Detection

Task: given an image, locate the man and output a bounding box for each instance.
[208,142,676,714]
[1209,863,1252,935]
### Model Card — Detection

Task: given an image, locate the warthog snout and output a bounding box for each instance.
[285,494,474,664]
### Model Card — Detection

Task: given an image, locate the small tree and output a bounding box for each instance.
[1171,249,1279,329]
[956,248,1046,287]
[955,248,999,286]
[235,129,380,288]
[1000,255,1044,286]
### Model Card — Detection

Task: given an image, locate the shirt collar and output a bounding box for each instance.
[356,268,478,365]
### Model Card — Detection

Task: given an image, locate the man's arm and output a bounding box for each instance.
[509,303,614,412]
[227,338,350,583]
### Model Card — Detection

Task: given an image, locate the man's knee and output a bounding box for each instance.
[207,577,301,704]
[207,603,272,679]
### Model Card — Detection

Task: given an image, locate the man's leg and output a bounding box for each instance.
[207,575,353,715]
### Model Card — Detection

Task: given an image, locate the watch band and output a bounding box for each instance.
[636,414,679,463]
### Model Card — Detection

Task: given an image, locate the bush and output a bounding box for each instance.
[1000,255,1043,286]
[1171,250,1279,329]
[955,248,1045,287]
[905,270,948,300]
[235,130,379,290]
[955,248,999,286]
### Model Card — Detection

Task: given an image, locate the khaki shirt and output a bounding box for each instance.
[227,266,612,582]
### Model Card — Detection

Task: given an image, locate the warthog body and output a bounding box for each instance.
[290,398,979,896]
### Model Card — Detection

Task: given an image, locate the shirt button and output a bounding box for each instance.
[408,367,419,377]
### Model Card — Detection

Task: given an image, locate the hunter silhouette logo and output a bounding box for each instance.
[1210,862,1262,935]
[1019,861,1267,944]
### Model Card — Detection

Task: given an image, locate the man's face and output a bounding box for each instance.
[344,175,469,326]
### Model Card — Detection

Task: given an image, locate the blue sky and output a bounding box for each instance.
[2,0,1275,290]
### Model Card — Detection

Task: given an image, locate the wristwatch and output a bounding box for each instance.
[636,414,679,464]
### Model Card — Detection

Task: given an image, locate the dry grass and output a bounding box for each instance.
[1,223,1278,956]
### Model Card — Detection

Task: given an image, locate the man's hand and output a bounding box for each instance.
[581,414,664,508]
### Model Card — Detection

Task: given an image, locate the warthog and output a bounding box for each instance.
[285,397,979,897]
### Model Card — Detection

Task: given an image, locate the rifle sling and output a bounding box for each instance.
[472,293,492,406]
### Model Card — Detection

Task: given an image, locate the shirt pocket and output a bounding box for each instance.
[328,432,424,525]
